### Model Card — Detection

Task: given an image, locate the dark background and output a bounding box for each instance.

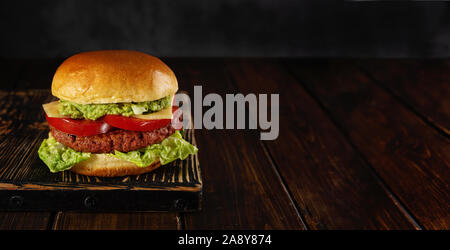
[1,0,449,58]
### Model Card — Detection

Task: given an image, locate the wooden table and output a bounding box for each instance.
[0,58,448,230]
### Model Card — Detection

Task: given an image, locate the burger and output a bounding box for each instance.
[38,50,198,177]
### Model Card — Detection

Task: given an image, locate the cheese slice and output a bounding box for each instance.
[132,95,174,120]
[132,105,173,120]
[42,99,173,120]
[42,101,68,118]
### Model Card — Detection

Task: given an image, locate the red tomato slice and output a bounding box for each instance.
[104,115,171,131]
[104,106,181,132]
[46,114,113,136]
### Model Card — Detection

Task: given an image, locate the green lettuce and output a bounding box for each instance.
[59,95,171,120]
[113,131,198,167]
[38,136,91,173]
[38,131,197,173]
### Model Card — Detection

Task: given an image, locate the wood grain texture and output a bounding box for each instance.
[165,58,305,229]
[285,59,450,229]
[0,59,52,230]
[357,59,450,135]
[1,58,449,230]
[225,59,418,229]
[0,212,51,230]
[53,212,179,230]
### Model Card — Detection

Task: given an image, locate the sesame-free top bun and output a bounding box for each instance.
[52,50,178,104]
[70,153,162,177]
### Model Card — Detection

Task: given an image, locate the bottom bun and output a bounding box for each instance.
[70,153,161,177]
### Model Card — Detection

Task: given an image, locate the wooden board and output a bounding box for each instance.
[357,59,450,135]
[1,58,449,230]
[52,212,180,230]
[164,58,306,229]
[0,211,52,230]
[0,90,202,212]
[225,58,419,229]
[285,59,450,229]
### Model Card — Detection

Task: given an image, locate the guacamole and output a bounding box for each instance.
[59,95,171,120]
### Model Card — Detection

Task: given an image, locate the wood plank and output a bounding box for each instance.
[0,211,51,230]
[225,59,418,229]
[53,212,179,230]
[0,90,54,180]
[285,59,450,229]
[0,60,54,229]
[357,59,450,135]
[165,58,305,229]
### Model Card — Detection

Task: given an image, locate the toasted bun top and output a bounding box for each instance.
[51,50,178,104]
